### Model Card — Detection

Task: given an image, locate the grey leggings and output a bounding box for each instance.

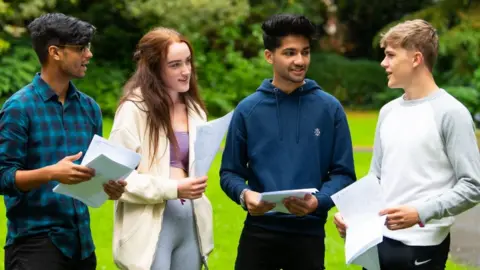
[151,199,201,270]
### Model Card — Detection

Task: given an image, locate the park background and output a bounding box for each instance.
[0,0,479,269]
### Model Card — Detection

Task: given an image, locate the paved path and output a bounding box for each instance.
[450,205,480,266]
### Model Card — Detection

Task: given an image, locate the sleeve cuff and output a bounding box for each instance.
[315,193,334,214]
[163,179,179,200]
[409,200,438,225]
[4,167,23,196]
[234,184,249,204]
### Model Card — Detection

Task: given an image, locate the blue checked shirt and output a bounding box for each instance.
[0,73,103,259]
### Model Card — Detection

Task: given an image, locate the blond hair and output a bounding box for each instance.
[380,19,438,71]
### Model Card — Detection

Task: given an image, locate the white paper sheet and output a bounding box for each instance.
[260,188,319,214]
[331,174,387,270]
[53,135,141,208]
[194,111,234,177]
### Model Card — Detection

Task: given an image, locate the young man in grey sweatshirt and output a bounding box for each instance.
[334,19,480,269]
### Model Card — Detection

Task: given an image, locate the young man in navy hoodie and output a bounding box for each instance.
[220,14,356,270]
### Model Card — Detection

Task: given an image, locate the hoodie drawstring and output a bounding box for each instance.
[274,88,283,141]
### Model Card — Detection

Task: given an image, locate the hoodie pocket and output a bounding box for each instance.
[118,204,149,245]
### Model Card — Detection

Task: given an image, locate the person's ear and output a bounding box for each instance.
[48,45,62,61]
[412,51,423,68]
[264,49,274,64]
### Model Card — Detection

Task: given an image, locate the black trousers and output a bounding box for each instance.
[235,224,325,270]
[4,233,96,270]
[364,234,450,270]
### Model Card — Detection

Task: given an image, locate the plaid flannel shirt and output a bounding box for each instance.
[0,73,103,259]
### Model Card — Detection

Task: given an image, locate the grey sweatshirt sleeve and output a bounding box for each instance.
[415,106,480,224]
[368,103,394,179]
[368,114,383,179]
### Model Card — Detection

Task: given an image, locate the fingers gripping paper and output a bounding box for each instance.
[53,135,141,208]
[260,188,318,214]
[331,174,387,270]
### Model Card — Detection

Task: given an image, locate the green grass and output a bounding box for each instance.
[346,110,378,147]
[0,113,478,269]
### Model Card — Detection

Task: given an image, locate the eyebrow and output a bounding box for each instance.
[282,46,311,52]
[167,55,191,65]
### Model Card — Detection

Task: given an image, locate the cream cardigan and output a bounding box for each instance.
[108,94,214,270]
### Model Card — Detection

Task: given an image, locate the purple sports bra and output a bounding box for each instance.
[170,131,189,172]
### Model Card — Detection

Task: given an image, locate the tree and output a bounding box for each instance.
[374,0,480,85]
[335,0,433,59]
[0,0,78,54]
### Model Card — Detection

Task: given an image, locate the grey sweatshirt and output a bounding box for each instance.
[370,88,480,246]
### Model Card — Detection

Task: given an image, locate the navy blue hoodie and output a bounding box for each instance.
[220,79,356,237]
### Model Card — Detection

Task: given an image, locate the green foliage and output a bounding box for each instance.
[0,0,79,54]
[0,41,127,118]
[72,62,128,118]
[197,47,271,117]
[1,0,478,121]
[373,0,480,87]
[436,6,480,85]
[371,87,403,108]
[0,38,9,52]
[443,86,480,117]
[124,0,250,35]
[336,0,433,58]
[308,53,387,108]
[0,43,39,103]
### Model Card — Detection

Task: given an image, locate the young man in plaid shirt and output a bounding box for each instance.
[0,13,126,270]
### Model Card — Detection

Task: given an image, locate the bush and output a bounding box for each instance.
[197,47,271,117]
[0,43,128,118]
[443,86,480,116]
[0,44,40,104]
[72,62,128,118]
[442,68,480,127]
[372,85,480,125]
[307,53,388,109]
[372,87,403,107]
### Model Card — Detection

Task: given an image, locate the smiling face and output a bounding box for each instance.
[161,41,192,93]
[265,35,311,86]
[380,45,420,89]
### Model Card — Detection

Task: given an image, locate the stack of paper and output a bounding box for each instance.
[331,174,387,270]
[53,135,141,208]
[260,188,318,214]
[193,111,233,177]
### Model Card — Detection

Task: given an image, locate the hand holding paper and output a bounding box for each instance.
[49,152,95,185]
[283,193,318,216]
[259,188,318,214]
[331,174,387,270]
[103,179,127,200]
[53,135,141,208]
[177,176,208,200]
[244,190,276,216]
[333,212,347,238]
[380,205,421,230]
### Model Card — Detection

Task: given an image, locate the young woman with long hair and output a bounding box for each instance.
[108,27,213,270]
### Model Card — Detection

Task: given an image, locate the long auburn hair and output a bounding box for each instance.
[120,27,207,166]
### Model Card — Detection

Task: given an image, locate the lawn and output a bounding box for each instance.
[0,112,478,269]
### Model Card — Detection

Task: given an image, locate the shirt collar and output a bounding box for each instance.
[33,73,79,102]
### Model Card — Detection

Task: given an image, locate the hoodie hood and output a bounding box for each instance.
[256,79,322,143]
